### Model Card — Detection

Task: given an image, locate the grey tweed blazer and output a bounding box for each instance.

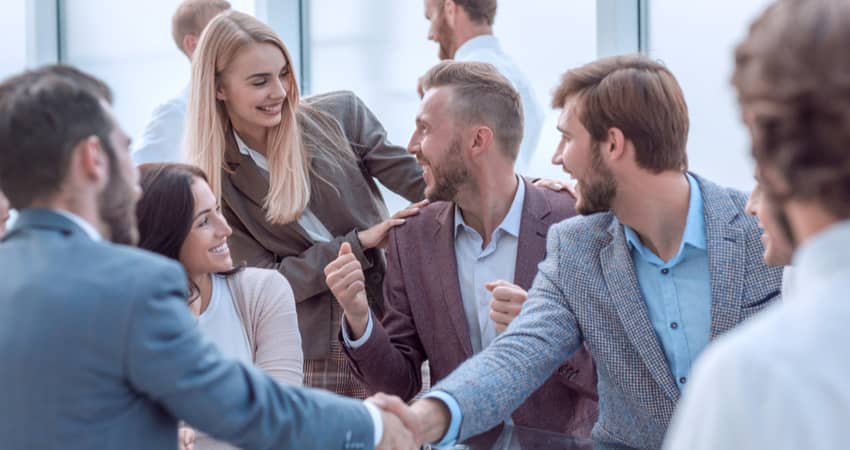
[433,174,783,450]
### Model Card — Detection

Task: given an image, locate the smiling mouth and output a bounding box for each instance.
[210,242,229,255]
[258,104,282,114]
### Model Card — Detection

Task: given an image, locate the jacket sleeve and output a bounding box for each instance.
[250,271,305,386]
[343,92,425,203]
[224,203,375,303]
[123,261,375,450]
[340,228,428,400]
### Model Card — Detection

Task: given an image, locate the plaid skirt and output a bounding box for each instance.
[303,302,368,399]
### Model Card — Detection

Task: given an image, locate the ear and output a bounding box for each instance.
[444,0,457,25]
[215,81,227,101]
[77,136,109,186]
[183,34,199,58]
[604,127,628,163]
[469,126,495,159]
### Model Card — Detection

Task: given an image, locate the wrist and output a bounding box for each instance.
[412,399,451,444]
[345,311,370,339]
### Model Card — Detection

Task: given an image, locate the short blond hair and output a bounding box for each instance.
[171,0,231,55]
[419,60,523,161]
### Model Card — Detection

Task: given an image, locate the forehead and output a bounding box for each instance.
[424,0,440,17]
[419,86,455,120]
[190,177,216,209]
[557,96,583,129]
[228,42,287,72]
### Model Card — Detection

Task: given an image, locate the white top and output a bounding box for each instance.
[455,35,544,175]
[132,86,188,164]
[198,274,252,366]
[232,132,334,243]
[663,220,850,450]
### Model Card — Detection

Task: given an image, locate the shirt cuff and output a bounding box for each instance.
[341,311,373,349]
[362,401,383,447]
[422,391,462,448]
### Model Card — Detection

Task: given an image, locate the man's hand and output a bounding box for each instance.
[178,426,195,450]
[358,200,428,249]
[487,280,528,333]
[370,394,454,447]
[368,394,421,450]
[324,242,370,338]
[533,178,577,198]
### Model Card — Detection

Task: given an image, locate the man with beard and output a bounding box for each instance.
[378,54,785,450]
[324,61,598,445]
[665,1,850,448]
[0,65,421,450]
[423,0,543,174]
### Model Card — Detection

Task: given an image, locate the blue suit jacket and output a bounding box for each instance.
[0,210,374,450]
[433,175,784,449]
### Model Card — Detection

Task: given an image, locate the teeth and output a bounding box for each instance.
[259,105,280,113]
[210,243,229,254]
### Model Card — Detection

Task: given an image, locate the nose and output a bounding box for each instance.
[215,211,233,238]
[407,131,421,156]
[272,78,287,100]
[551,142,565,167]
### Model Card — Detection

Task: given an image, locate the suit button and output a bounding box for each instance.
[679,377,687,384]
[670,322,678,330]
[661,268,670,275]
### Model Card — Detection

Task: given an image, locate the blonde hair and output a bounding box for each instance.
[185,10,352,224]
[171,0,231,56]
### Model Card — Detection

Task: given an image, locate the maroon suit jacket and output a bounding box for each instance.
[341,179,599,439]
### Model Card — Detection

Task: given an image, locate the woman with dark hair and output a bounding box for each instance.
[136,163,303,450]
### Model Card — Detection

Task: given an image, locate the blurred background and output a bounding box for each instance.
[2,0,773,213]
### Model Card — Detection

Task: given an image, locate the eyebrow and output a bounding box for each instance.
[556,125,569,134]
[245,65,289,80]
[193,208,214,221]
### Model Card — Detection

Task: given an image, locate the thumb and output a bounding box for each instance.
[339,242,352,256]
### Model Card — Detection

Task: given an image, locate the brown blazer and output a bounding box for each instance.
[341,179,599,438]
[221,91,425,360]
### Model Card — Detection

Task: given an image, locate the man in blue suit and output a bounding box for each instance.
[0,66,417,450]
[385,55,784,449]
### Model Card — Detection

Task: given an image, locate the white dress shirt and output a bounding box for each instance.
[132,86,188,164]
[455,35,544,175]
[663,220,850,450]
[53,209,101,241]
[198,274,252,365]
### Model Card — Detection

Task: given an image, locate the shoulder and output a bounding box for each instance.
[86,243,188,308]
[302,90,363,116]
[524,181,577,222]
[549,211,615,244]
[230,267,294,307]
[390,200,451,242]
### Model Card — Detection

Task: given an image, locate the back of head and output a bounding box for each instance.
[734,0,850,219]
[453,0,497,26]
[552,54,690,173]
[172,0,232,56]
[419,60,523,161]
[0,66,113,208]
[136,163,208,261]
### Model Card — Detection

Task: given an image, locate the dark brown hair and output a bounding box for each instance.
[419,60,523,160]
[733,0,850,219]
[552,54,689,173]
[0,65,114,208]
[136,163,241,301]
[450,0,497,26]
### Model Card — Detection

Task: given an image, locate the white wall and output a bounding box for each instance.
[648,0,774,191]
[0,1,29,80]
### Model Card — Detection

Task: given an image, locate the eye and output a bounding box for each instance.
[198,216,210,228]
[252,79,266,87]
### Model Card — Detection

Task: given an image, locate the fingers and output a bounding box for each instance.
[390,199,430,220]
[486,280,528,304]
[325,258,363,290]
[376,409,417,450]
[324,250,359,277]
[339,241,352,256]
[368,393,424,448]
[490,297,522,316]
[490,308,517,332]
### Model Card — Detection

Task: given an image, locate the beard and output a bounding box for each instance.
[97,139,139,245]
[424,136,469,202]
[435,14,454,60]
[575,142,618,215]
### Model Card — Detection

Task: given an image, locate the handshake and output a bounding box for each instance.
[368,394,451,450]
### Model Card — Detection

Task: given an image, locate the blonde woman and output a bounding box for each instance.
[185,10,426,398]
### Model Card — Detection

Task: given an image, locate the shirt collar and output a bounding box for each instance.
[51,209,102,241]
[233,131,270,172]
[454,176,525,239]
[455,35,500,61]
[624,173,706,261]
[788,219,850,299]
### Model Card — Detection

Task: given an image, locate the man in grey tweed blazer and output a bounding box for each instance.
[389,55,784,449]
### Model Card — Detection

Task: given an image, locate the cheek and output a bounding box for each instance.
[178,232,205,271]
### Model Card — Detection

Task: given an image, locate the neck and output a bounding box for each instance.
[189,272,213,316]
[785,201,841,250]
[232,122,269,156]
[613,171,691,262]
[453,27,492,55]
[30,192,104,236]
[455,167,518,248]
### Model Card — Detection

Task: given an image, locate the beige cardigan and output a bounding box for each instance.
[195,267,303,450]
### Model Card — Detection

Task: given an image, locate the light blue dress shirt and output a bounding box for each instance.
[431,174,712,447]
[623,173,711,390]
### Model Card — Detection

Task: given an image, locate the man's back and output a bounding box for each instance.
[0,210,377,450]
[0,210,193,448]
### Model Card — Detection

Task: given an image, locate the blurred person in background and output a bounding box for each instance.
[132,0,231,164]
[136,162,304,450]
[184,10,427,398]
[423,0,543,174]
[0,189,9,238]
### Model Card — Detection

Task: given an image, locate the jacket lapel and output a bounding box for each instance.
[600,219,680,401]
[5,209,94,242]
[697,175,746,338]
[431,204,474,358]
[513,179,550,289]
